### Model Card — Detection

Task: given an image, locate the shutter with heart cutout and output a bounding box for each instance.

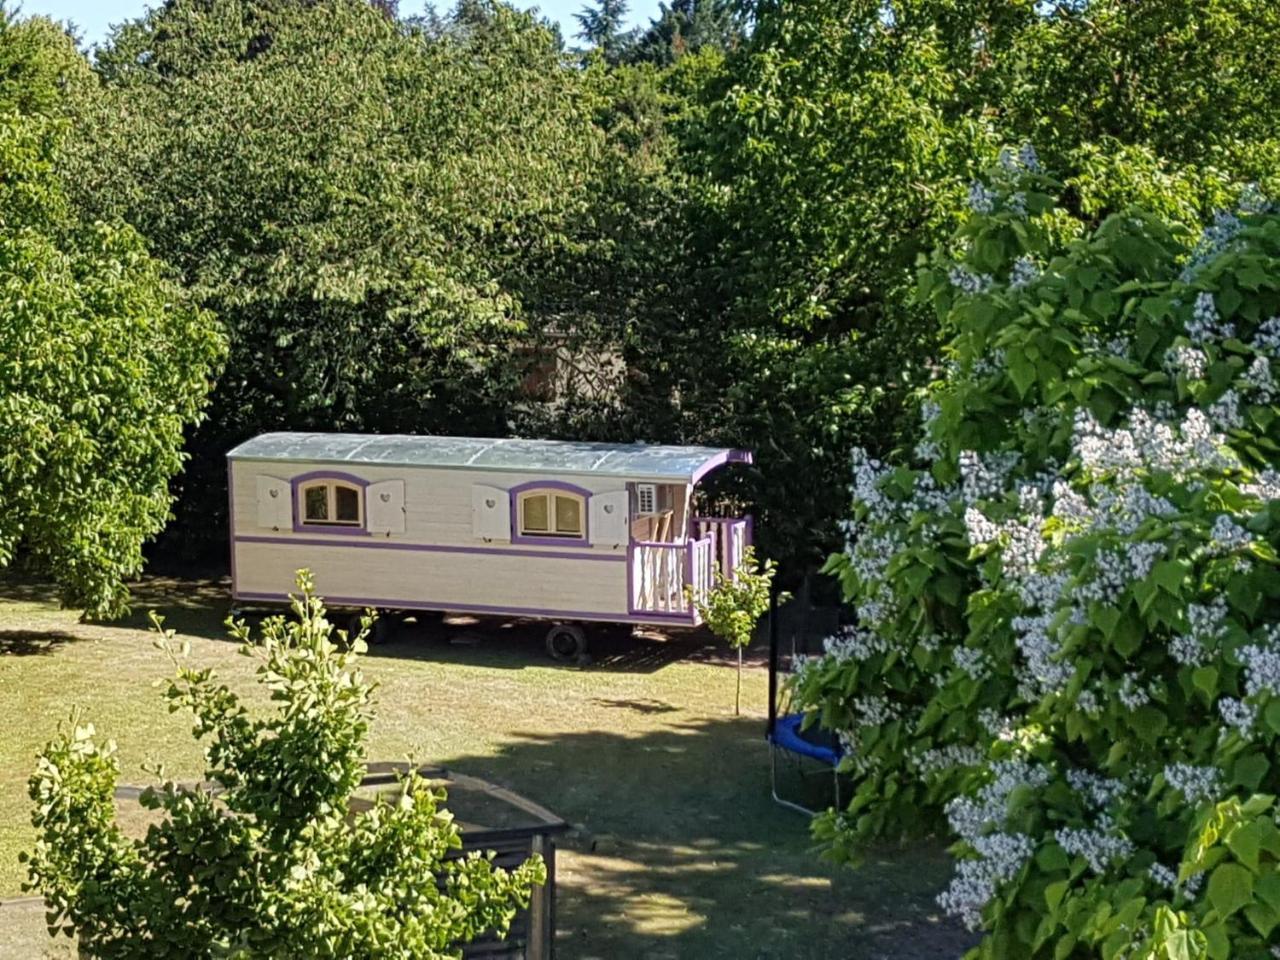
[255,475,291,530]
[590,490,629,548]
[471,484,510,541]
[367,479,405,535]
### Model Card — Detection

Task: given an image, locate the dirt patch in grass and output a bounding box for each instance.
[0,576,973,959]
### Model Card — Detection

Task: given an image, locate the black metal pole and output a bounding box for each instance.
[767,582,779,738]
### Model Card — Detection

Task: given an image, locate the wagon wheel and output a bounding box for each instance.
[346,611,394,646]
[545,622,587,662]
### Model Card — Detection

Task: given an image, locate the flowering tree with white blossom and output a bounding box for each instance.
[794,148,1280,956]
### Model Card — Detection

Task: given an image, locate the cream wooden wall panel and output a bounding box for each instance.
[233,540,629,617]
[230,461,645,557]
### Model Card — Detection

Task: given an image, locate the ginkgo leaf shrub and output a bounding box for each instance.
[793,149,1280,957]
[22,573,545,959]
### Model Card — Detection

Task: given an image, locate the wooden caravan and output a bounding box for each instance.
[227,433,753,649]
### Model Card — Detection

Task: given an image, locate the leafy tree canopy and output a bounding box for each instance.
[69,0,610,555]
[0,13,223,616]
[25,574,545,957]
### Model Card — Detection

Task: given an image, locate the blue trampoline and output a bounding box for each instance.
[766,592,846,815]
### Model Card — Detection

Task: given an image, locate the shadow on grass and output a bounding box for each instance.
[435,717,976,960]
[362,616,743,677]
[0,630,82,657]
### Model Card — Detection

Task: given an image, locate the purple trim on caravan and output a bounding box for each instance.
[290,470,372,536]
[508,479,593,546]
[231,590,697,627]
[690,449,753,486]
[234,534,624,563]
[227,457,237,590]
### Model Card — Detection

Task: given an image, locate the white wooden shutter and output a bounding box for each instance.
[591,490,629,548]
[255,475,291,530]
[471,484,510,541]
[367,479,405,535]
[636,483,657,515]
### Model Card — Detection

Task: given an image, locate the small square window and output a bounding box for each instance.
[305,486,329,522]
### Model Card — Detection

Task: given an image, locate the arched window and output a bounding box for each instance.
[298,478,364,528]
[516,487,586,540]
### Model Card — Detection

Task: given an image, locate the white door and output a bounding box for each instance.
[590,490,629,548]
[367,480,406,535]
[471,484,511,541]
[255,475,291,530]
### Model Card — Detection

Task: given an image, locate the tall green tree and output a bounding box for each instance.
[574,0,634,63]
[69,0,607,558]
[649,0,1280,575]
[628,0,745,66]
[0,14,223,616]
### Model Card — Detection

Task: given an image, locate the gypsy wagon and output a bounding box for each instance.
[226,433,753,658]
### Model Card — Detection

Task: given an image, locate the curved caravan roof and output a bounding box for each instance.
[228,432,753,485]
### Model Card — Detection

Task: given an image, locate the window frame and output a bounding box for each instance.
[509,480,592,545]
[291,471,371,535]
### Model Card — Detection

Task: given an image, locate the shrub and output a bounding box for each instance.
[22,573,545,959]
[795,150,1280,955]
[691,545,777,715]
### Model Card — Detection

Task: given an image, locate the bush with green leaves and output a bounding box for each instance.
[690,545,777,715]
[23,573,545,958]
[0,14,224,617]
[794,152,1280,956]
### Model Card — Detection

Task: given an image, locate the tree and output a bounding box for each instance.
[690,547,777,715]
[70,0,608,561]
[574,0,634,64]
[794,160,1280,954]
[0,14,224,616]
[644,0,1280,582]
[628,0,745,66]
[23,573,545,957]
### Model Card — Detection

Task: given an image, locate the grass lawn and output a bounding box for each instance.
[0,577,971,959]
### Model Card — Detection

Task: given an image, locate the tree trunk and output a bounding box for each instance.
[735,646,742,716]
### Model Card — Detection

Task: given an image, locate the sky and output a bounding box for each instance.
[20,0,663,48]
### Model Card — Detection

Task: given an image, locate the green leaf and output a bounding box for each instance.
[1207,863,1254,918]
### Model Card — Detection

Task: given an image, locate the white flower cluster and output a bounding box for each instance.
[972,348,1007,377]
[853,695,899,727]
[915,400,943,462]
[977,708,1015,740]
[1067,769,1127,809]
[950,265,995,296]
[1074,408,1235,480]
[946,761,1051,841]
[969,180,997,214]
[1009,256,1040,290]
[1208,513,1253,555]
[1243,355,1276,400]
[1242,468,1280,503]
[1164,345,1207,381]
[1181,211,1243,282]
[1148,862,1178,891]
[823,625,889,663]
[998,143,1041,175]
[1208,389,1243,430]
[938,832,1035,931]
[1170,599,1228,667]
[1162,763,1221,804]
[910,744,986,777]
[1075,542,1166,606]
[1117,672,1158,711]
[1186,292,1236,345]
[1238,630,1280,699]
[1055,820,1135,875]
[959,450,1022,505]
[1218,697,1257,737]
[953,646,989,680]
[1253,316,1280,354]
